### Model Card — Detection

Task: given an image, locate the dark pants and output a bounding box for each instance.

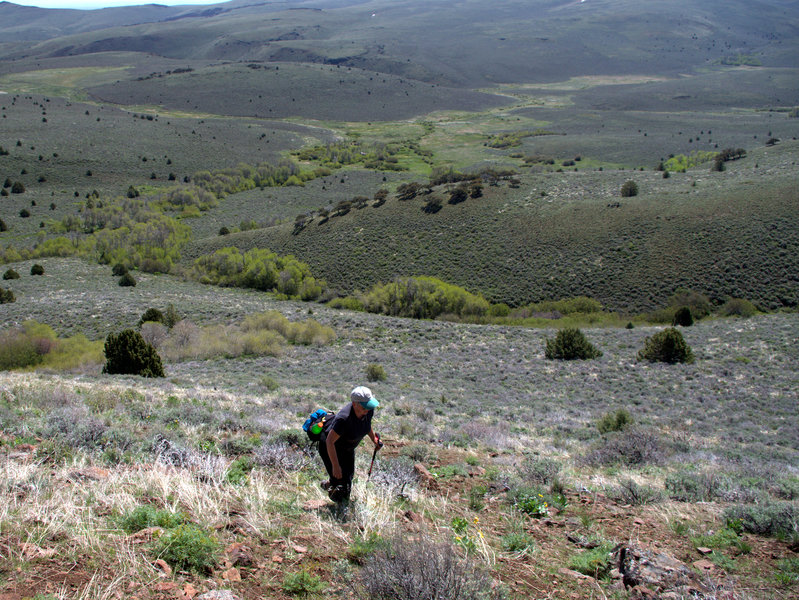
[318,430,355,500]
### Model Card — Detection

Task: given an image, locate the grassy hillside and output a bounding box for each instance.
[86,61,510,122]
[185,141,799,313]
[1,260,798,598]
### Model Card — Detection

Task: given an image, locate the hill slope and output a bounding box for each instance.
[185,142,799,313]
[2,0,797,87]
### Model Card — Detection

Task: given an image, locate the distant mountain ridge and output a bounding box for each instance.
[1,0,797,87]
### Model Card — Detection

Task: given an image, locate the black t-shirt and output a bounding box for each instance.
[328,403,373,451]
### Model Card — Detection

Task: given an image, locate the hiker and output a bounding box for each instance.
[318,385,382,502]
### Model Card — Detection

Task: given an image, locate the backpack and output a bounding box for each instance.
[302,408,334,441]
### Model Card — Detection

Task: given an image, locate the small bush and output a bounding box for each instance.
[163,303,181,328]
[111,263,128,276]
[103,329,165,377]
[282,569,327,597]
[253,440,308,471]
[3,269,19,280]
[118,505,186,534]
[500,530,535,553]
[153,524,219,573]
[259,375,279,392]
[139,307,165,326]
[521,456,561,486]
[0,287,16,304]
[225,456,254,485]
[597,408,633,434]
[545,327,602,360]
[585,427,664,466]
[0,327,43,368]
[672,306,693,327]
[610,478,663,506]
[119,272,137,287]
[366,362,387,382]
[568,541,615,578]
[637,328,694,364]
[11,181,25,194]
[722,502,799,537]
[664,470,761,503]
[513,491,549,518]
[356,535,503,600]
[30,264,44,276]
[620,180,638,197]
[327,296,365,311]
[719,297,758,318]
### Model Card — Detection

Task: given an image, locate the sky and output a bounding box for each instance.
[12,0,222,8]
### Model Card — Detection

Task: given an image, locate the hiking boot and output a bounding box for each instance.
[328,484,350,503]
[320,480,331,491]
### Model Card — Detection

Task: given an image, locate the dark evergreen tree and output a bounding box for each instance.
[103,329,165,377]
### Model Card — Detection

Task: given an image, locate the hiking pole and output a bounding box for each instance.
[367,433,383,481]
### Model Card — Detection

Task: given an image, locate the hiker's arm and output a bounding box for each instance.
[326,429,342,479]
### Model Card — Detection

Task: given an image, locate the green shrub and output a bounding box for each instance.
[0,328,43,369]
[568,541,615,578]
[545,328,602,360]
[663,470,753,502]
[719,297,758,318]
[328,296,364,311]
[259,376,279,391]
[723,502,798,537]
[777,557,799,584]
[500,530,535,553]
[366,363,387,382]
[111,263,128,276]
[153,524,219,573]
[103,329,165,377]
[521,457,561,485]
[512,490,549,518]
[119,272,137,287]
[620,180,638,197]
[672,306,693,327]
[282,569,327,598]
[163,303,181,328]
[118,505,185,534]
[361,276,489,320]
[30,264,44,276]
[225,456,254,485]
[0,287,15,304]
[139,308,165,326]
[3,268,19,280]
[192,247,324,300]
[637,328,694,364]
[597,409,633,434]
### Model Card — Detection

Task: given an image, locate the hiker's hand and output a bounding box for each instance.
[375,434,384,449]
[332,465,342,479]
